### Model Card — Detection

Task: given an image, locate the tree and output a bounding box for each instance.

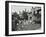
[12,12,20,31]
[22,10,28,20]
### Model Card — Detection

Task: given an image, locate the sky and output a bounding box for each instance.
[11,5,41,15]
[11,5,33,14]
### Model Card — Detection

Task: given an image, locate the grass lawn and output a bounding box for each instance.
[17,21,41,31]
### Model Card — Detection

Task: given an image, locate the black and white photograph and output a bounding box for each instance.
[5,1,45,36]
[12,6,41,31]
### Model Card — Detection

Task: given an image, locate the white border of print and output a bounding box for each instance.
[9,3,44,35]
